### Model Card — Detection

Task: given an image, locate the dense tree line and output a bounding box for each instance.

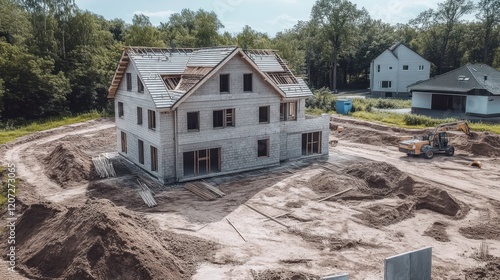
[0,0,499,122]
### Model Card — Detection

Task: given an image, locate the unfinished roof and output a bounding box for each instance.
[408,64,500,95]
[108,46,312,109]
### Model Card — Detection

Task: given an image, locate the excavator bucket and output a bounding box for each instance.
[469,161,482,168]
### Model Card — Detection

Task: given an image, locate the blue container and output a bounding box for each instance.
[336,99,352,115]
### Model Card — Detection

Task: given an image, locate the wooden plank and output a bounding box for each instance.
[245,204,289,228]
[226,218,247,242]
[317,188,353,202]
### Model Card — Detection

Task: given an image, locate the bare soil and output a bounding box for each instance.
[2,116,500,279]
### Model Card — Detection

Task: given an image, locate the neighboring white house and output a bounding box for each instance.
[370,43,430,98]
[408,64,500,117]
[108,46,329,184]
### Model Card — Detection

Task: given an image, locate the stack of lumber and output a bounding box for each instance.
[91,154,116,178]
[184,181,225,200]
[137,179,157,207]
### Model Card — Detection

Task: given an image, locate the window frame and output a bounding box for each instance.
[419,65,425,71]
[243,73,253,92]
[213,108,235,128]
[257,139,269,158]
[381,81,392,89]
[150,146,158,172]
[137,107,143,125]
[187,111,200,131]
[220,74,230,93]
[280,101,297,121]
[183,148,221,177]
[259,106,270,124]
[118,102,124,118]
[377,64,380,73]
[148,110,156,130]
[138,139,144,164]
[302,131,321,156]
[403,65,409,71]
[126,73,132,91]
[137,75,144,93]
[121,131,127,153]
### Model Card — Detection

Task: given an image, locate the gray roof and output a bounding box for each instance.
[116,46,312,109]
[408,64,500,95]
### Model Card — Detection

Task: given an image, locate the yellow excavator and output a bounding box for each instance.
[398,121,472,159]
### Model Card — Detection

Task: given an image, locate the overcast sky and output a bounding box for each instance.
[74,0,478,36]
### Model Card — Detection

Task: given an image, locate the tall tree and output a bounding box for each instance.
[311,0,368,91]
[194,10,223,47]
[125,14,164,47]
[411,0,474,73]
[476,0,500,64]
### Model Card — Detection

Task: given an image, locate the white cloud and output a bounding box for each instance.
[268,13,304,26]
[367,0,436,24]
[132,10,175,18]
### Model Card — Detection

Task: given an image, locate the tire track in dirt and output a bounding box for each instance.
[2,120,115,202]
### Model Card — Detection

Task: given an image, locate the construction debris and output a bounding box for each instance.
[92,153,116,178]
[469,161,482,168]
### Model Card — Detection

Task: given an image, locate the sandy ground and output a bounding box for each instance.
[1,116,500,279]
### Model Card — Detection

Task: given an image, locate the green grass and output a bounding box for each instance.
[350,111,500,134]
[0,111,103,144]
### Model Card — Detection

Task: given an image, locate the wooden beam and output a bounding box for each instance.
[226,218,247,242]
[245,204,289,228]
[317,188,353,202]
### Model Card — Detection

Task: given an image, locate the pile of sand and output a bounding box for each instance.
[335,126,403,146]
[452,132,500,157]
[44,143,96,186]
[15,198,217,280]
[308,162,467,228]
[253,269,319,280]
[423,221,450,242]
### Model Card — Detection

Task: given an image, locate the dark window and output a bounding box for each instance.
[381,81,392,88]
[213,109,234,128]
[137,107,143,125]
[220,74,229,93]
[419,65,425,71]
[377,65,380,72]
[280,102,297,121]
[118,102,124,118]
[138,140,144,164]
[126,73,132,91]
[302,132,321,156]
[187,112,199,131]
[403,65,409,70]
[148,110,156,130]
[183,148,221,177]
[121,131,127,153]
[258,139,269,157]
[137,75,144,93]
[243,74,253,92]
[259,106,270,123]
[150,146,158,172]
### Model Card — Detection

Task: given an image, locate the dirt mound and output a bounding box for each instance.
[44,143,96,186]
[336,126,403,146]
[14,199,217,280]
[341,162,407,195]
[354,202,415,227]
[452,132,500,157]
[308,162,467,227]
[464,258,500,280]
[423,222,450,242]
[459,221,500,240]
[253,270,319,280]
[87,180,145,209]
